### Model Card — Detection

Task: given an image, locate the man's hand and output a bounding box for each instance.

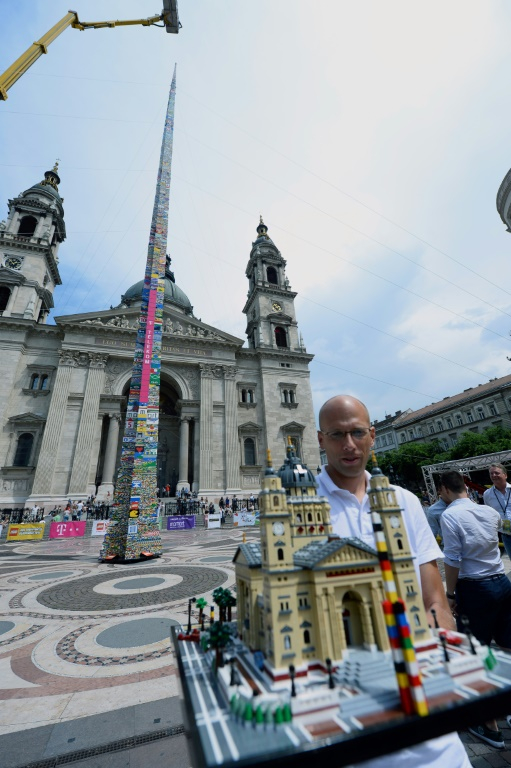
[420,560,456,631]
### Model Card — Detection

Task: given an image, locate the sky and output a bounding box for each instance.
[1,1,511,424]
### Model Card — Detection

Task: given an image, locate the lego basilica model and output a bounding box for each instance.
[173,446,511,768]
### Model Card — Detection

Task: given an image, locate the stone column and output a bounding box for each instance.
[193,417,200,493]
[97,413,121,499]
[30,350,76,498]
[224,366,241,492]
[199,364,215,491]
[177,417,190,491]
[87,414,105,494]
[68,353,108,494]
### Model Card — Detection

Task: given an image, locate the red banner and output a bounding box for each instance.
[49,521,86,539]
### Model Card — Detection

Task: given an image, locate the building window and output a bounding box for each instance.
[241,388,255,403]
[18,215,38,237]
[408,429,414,440]
[446,418,453,429]
[284,635,291,650]
[466,411,474,423]
[450,434,457,446]
[441,438,449,450]
[489,403,498,416]
[274,326,287,348]
[303,629,311,644]
[417,426,423,437]
[400,433,406,444]
[0,286,11,312]
[387,433,393,444]
[244,437,256,466]
[429,424,435,434]
[278,548,284,561]
[456,414,463,426]
[30,374,40,390]
[436,420,443,431]
[280,385,297,406]
[477,407,485,420]
[267,266,278,284]
[13,432,34,467]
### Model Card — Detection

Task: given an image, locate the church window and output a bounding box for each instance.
[284,635,291,649]
[277,548,284,561]
[267,266,278,284]
[244,438,256,465]
[30,374,40,390]
[13,432,34,467]
[0,286,11,313]
[303,630,311,644]
[241,388,248,402]
[307,512,313,522]
[18,215,37,237]
[296,513,302,523]
[274,327,287,348]
[289,389,295,404]
[273,496,279,507]
[316,512,322,522]
[396,538,403,551]
[414,614,421,627]
[40,375,48,390]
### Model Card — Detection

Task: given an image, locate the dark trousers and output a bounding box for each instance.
[456,573,511,647]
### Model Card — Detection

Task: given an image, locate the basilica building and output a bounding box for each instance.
[0,165,319,508]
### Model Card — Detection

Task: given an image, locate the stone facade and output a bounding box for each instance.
[0,172,319,508]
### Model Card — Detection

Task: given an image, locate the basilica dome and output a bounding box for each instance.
[121,256,193,314]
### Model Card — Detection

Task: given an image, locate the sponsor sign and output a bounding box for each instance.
[207,513,221,530]
[166,515,196,530]
[91,520,111,536]
[49,521,86,539]
[233,512,256,527]
[7,523,45,541]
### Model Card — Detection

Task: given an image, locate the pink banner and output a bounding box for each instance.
[49,521,86,539]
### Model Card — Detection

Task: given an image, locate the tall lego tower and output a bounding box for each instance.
[101,67,177,561]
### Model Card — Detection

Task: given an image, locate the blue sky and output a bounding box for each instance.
[1,1,511,423]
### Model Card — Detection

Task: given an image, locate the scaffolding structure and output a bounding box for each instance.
[421,450,511,501]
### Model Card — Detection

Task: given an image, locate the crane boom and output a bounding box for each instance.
[0,4,180,101]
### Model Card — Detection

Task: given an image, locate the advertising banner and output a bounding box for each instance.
[91,520,111,536]
[233,512,256,527]
[49,521,86,539]
[207,514,221,530]
[7,523,45,541]
[166,515,196,530]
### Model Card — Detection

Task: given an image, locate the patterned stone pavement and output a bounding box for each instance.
[0,527,510,767]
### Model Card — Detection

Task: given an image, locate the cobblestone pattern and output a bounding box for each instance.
[36,565,227,611]
[56,625,172,666]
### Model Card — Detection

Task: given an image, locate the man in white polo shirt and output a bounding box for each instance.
[317,394,470,768]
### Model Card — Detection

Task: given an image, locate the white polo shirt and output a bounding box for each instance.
[316,466,470,768]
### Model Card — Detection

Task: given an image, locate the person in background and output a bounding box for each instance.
[483,464,511,559]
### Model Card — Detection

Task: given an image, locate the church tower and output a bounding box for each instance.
[0,163,64,323]
[243,218,305,354]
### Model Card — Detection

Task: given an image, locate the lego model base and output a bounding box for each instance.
[172,626,511,768]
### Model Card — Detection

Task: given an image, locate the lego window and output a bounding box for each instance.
[284,635,291,649]
[13,432,34,467]
[273,496,279,507]
[303,630,310,644]
[277,548,284,561]
[397,538,403,551]
[0,285,11,312]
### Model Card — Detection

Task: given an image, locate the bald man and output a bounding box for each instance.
[317,395,470,768]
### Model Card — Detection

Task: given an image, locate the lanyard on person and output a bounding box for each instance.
[493,486,511,517]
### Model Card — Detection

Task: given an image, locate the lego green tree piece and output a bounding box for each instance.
[283,703,292,722]
[274,706,283,724]
[255,704,264,724]
[244,702,253,722]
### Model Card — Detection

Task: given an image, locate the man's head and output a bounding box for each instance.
[318,395,375,482]
[437,471,467,504]
[489,463,508,489]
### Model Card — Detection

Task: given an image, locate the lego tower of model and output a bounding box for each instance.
[101,67,177,561]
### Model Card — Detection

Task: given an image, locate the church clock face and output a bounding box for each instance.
[272,521,285,536]
[272,302,282,312]
[4,256,22,270]
[389,515,400,529]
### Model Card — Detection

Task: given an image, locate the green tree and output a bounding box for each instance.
[196,597,208,626]
[208,620,232,668]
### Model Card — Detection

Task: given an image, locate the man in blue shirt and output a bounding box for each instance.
[440,470,511,749]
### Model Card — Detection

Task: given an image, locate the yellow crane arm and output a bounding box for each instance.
[0,8,177,101]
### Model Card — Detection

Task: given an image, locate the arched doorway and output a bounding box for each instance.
[341,591,364,647]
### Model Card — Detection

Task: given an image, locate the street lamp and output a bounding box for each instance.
[187,596,196,634]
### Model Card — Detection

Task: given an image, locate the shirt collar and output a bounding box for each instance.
[318,465,371,495]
